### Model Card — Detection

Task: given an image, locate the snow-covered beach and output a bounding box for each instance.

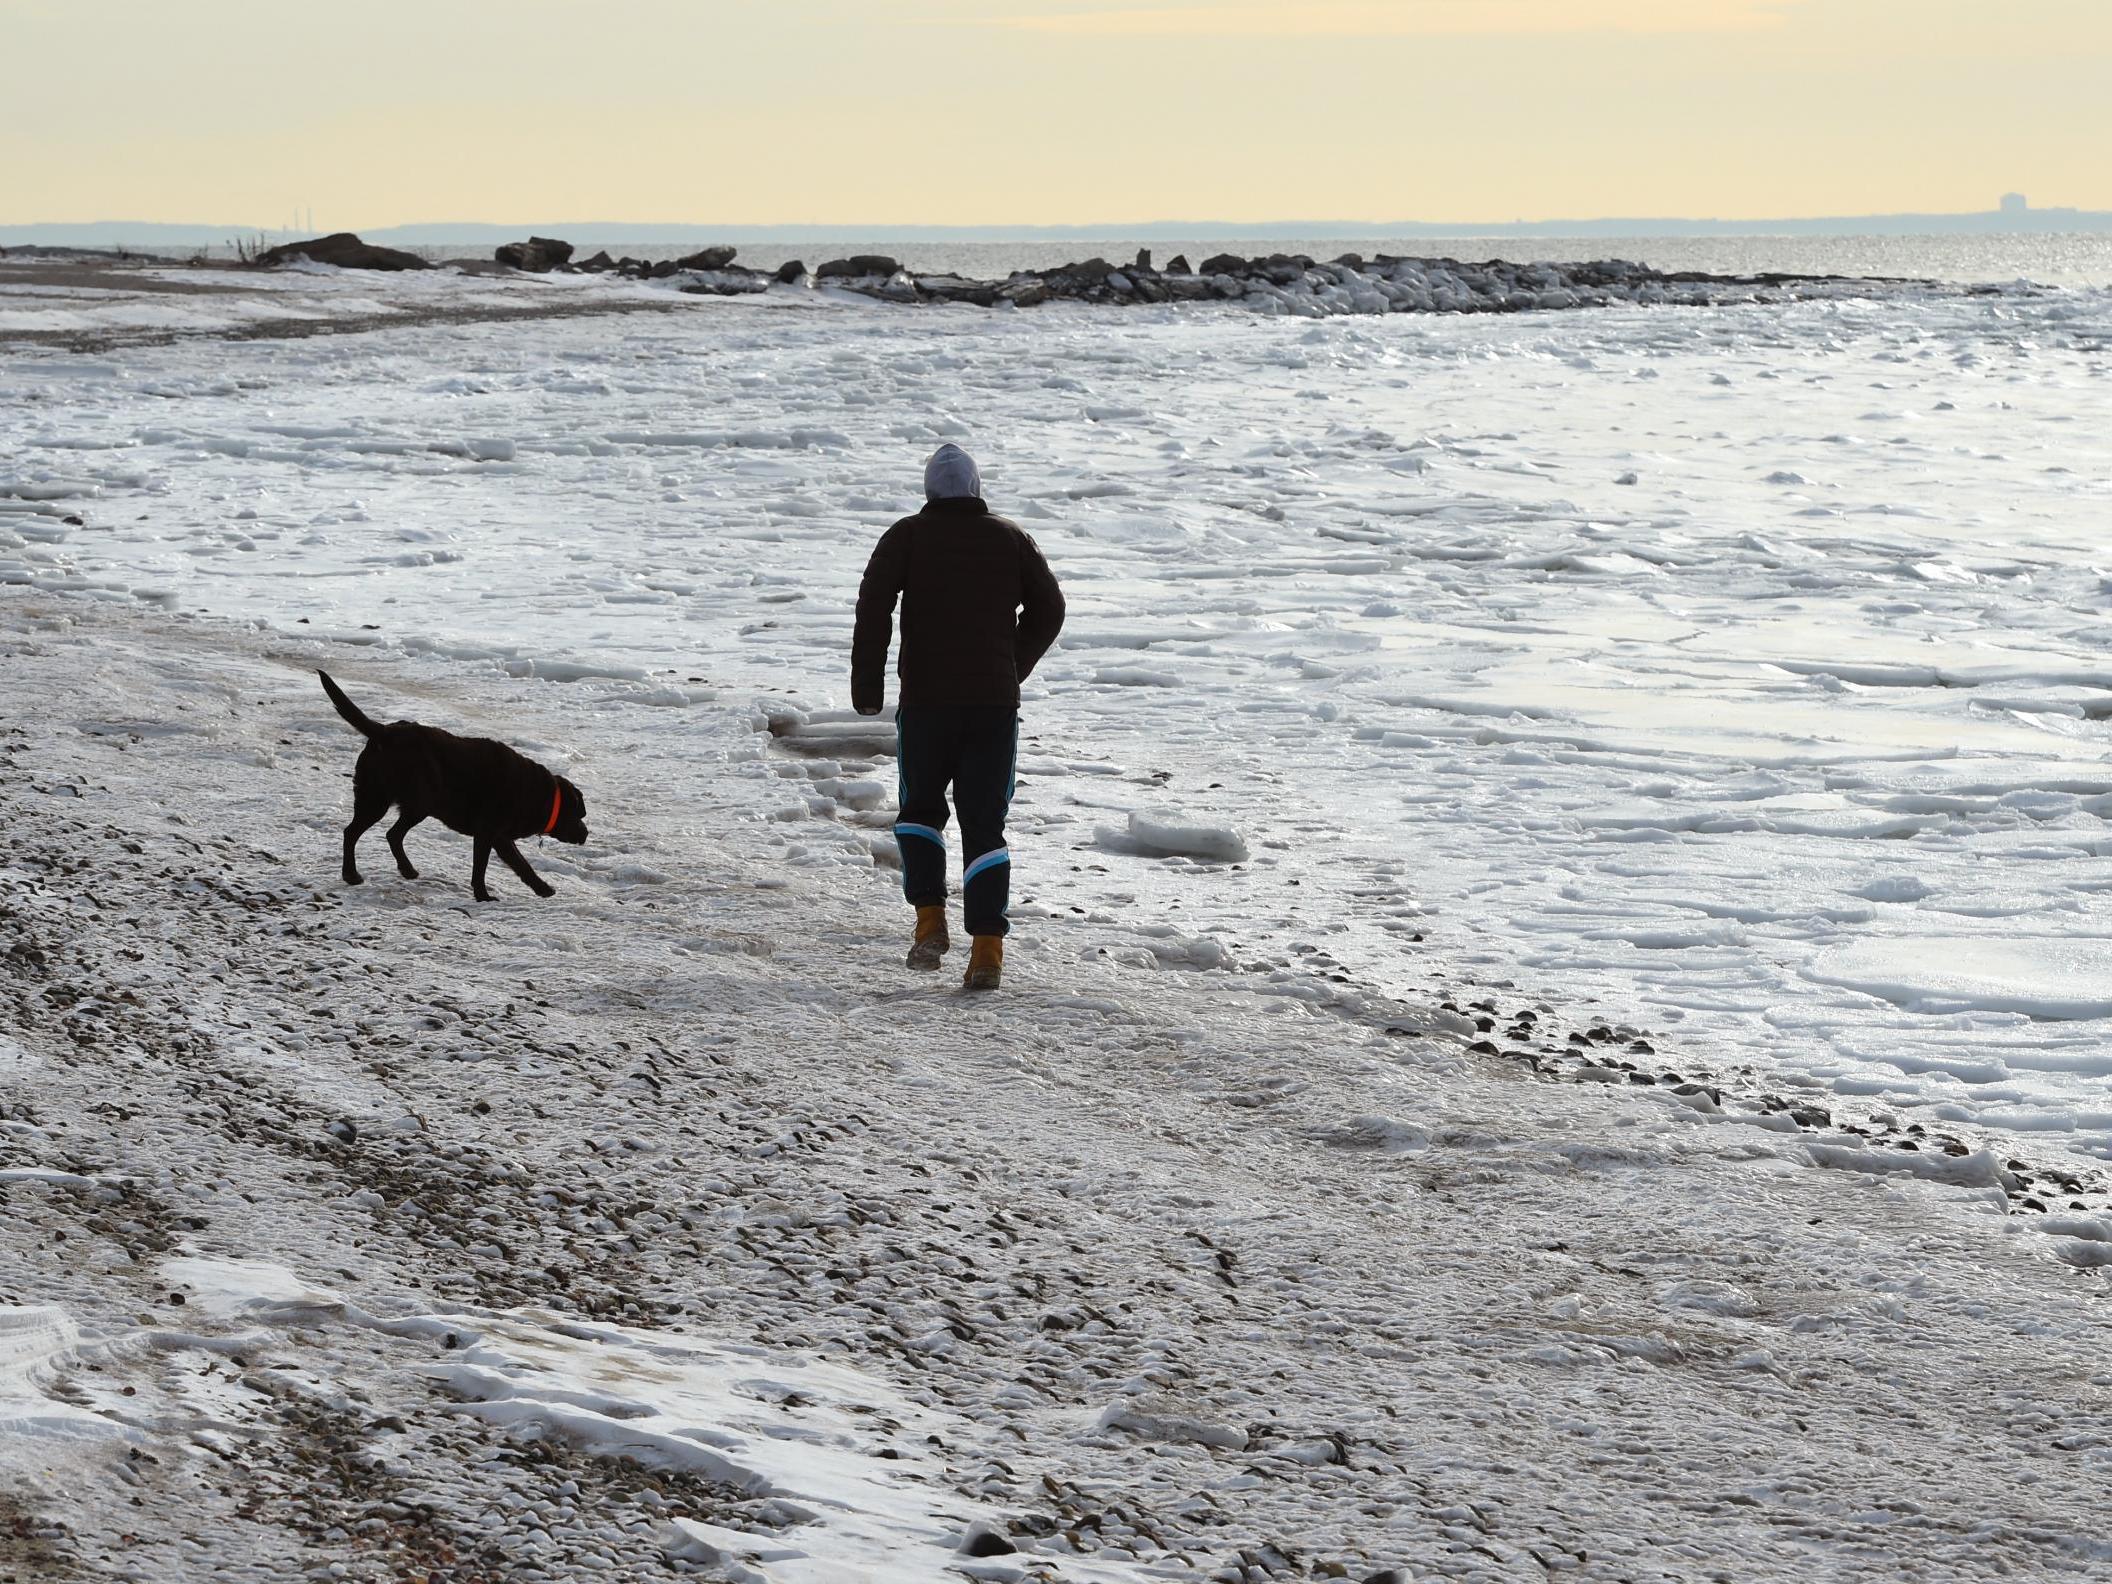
[5,263,2111,1580]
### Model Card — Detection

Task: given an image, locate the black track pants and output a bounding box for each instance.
[894,706,1018,938]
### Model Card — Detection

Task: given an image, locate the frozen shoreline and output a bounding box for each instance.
[8,277,2110,1183]
[4,589,2110,1582]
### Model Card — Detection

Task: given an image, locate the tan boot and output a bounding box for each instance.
[906,905,950,970]
[963,935,1003,991]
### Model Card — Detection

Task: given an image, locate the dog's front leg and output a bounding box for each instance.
[497,840,557,898]
[472,838,496,902]
[343,795,389,886]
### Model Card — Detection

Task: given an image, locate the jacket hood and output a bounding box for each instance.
[923,443,983,503]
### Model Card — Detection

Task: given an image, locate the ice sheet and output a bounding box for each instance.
[5,281,2110,1174]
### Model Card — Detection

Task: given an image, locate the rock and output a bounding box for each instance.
[774,259,807,284]
[1333,253,1366,269]
[815,254,902,279]
[326,1118,358,1144]
[1199,252,1247,275]
[494,236,574,272]
[1165,254,1192,275]
[917,276,999,307]
[576,250,616,272]
[1133,248,1153,272]
[252,232,431,272]
[672,245,737,271]
[861,271,919,303]
[959,1523,1016,1558]
[1057,257,1117,282]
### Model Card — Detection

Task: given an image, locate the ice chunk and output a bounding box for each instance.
[1803,1142,2011,1189]
[1092,666,1179,688]
[1805,937,2112,1021]
[0,1307,135,1446]
[1101,812,1250,863]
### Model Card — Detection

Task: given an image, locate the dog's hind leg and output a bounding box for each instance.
[471,838,495,902]
[342,788,390,886]
[386,811,426,880]
[496,840,557,898]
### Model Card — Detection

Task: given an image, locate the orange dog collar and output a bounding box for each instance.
[543,783,562,836]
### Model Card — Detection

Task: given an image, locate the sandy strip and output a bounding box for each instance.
[3,587,2108,1582]
[0,257,714,352]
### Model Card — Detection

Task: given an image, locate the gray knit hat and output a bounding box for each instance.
[923,443,982,502]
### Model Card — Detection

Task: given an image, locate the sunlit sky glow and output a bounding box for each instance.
[4,0,2106,227]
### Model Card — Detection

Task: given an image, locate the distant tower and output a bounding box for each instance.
[2000,192,2028,215]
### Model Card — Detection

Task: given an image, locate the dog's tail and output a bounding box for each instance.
[318,670,380,738]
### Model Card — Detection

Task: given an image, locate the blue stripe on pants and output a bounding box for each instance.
[895,705,1018,937]
[963,848,1010,884]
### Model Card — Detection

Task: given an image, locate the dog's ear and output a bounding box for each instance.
[561,778,585,818]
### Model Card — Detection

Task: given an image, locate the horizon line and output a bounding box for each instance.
[7,201,2112,240]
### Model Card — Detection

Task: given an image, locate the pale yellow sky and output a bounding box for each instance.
[4,0,2107,226]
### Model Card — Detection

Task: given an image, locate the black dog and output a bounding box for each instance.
[319,671,588,901]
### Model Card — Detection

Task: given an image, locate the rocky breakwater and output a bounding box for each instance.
[804,247,1936,318]
[495,240,780,296]
[477,238,1945,317]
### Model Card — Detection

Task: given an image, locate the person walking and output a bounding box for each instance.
[852,444,1065,990]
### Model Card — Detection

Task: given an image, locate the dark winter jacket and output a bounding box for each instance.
[852,498,1065,712]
